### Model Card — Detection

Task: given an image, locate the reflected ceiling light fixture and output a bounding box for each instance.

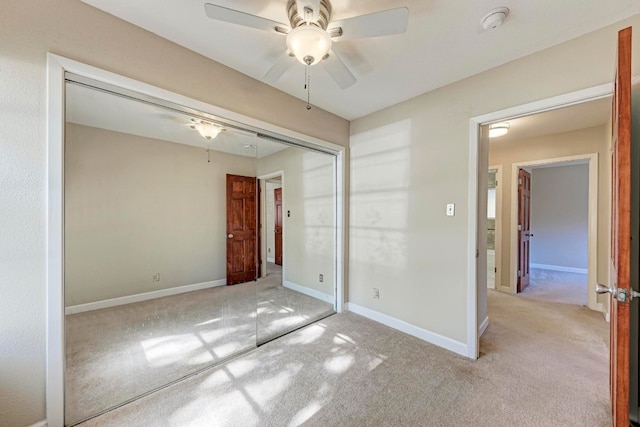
[481,7,509,30]
[488,122,510,138]
[189,118,224,140]
[189,118,225,163]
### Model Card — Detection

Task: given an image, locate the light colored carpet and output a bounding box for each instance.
[65,263,333,425]
[520,268,588,306]
[78,290,609,427]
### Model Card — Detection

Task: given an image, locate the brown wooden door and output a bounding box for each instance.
[226,174,257,285]
[608,26,632,427]
[274,187,283,266]
[517,168,531,292]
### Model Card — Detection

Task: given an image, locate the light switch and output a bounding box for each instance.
[446,203,455,216]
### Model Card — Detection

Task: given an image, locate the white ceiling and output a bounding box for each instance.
[80,0,640,120]
[488,96,612,143]
[66,83,289,158]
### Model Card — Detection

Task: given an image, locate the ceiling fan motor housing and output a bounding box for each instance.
[287,0,332,29]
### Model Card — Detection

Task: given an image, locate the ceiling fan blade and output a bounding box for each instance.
[204,3,289,34]
[321,50,356,89]
[329,7,409,41]
[263,52,296,83]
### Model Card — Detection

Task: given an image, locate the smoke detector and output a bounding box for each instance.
[481,7,509,30]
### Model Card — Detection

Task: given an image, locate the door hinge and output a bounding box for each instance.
[518,178,523,185]
[495,267,497,273]
[518,224,522,231]
[476,249,479,258]
[518,270,521,277]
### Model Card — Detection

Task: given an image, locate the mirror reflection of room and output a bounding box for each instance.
[63,80,336,425]
[256,147,336,344]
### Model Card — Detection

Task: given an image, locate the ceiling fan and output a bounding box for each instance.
[204,0,409,90]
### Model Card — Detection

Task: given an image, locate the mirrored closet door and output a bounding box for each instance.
[63,77,338,425]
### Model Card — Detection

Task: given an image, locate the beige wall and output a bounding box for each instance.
[258,148,336,297]
[349,16,640,346]
[65,124,256,306]
[489,126,609,293]
[0,1,348,425]
[530,164,589,269]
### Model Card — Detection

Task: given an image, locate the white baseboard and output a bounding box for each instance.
[283,280,333,304]
[28,421,47,427]
[346,302,468,357]
[267,257,275,263]
[479,316,489,336]
[531,263,587,274]
[65,279,226,315]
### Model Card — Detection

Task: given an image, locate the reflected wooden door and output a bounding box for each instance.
[607,26,632,427]
[517,168,531,292]
[274,187,283,266]
[226,174,257,285]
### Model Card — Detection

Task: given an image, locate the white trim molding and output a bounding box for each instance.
[479,316,490,337]
[283,280,334,305]
[467,120,479,359]
[28,421,48,427]
[267,257,275,263]
[65,279,226,315]
[530,263,588,275]
[346,303,468,357]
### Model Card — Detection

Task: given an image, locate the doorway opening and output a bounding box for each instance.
[482,97,608,314]
[515,161,590,306]
[474,97,612,425]
[259,172,284,282]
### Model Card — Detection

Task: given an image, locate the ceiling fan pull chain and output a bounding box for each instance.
[305,64,312,110]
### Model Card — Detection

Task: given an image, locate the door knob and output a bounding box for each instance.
[596,283,616,296]
[228,234,234,238]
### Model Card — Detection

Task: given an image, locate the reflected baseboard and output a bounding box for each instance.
[283,280,334,304]
[65,279,226,315]
[346,302,468,357]
[28,421,47,427]
[267,257,275,263]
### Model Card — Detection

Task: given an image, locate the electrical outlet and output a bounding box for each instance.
[319,274,323,283]
[373,288,380,299]
[153,273,160,282]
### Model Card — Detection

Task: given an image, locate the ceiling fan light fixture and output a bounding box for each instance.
[488,122,510,138]
[196,123,222,140]
[286,25,332,66]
